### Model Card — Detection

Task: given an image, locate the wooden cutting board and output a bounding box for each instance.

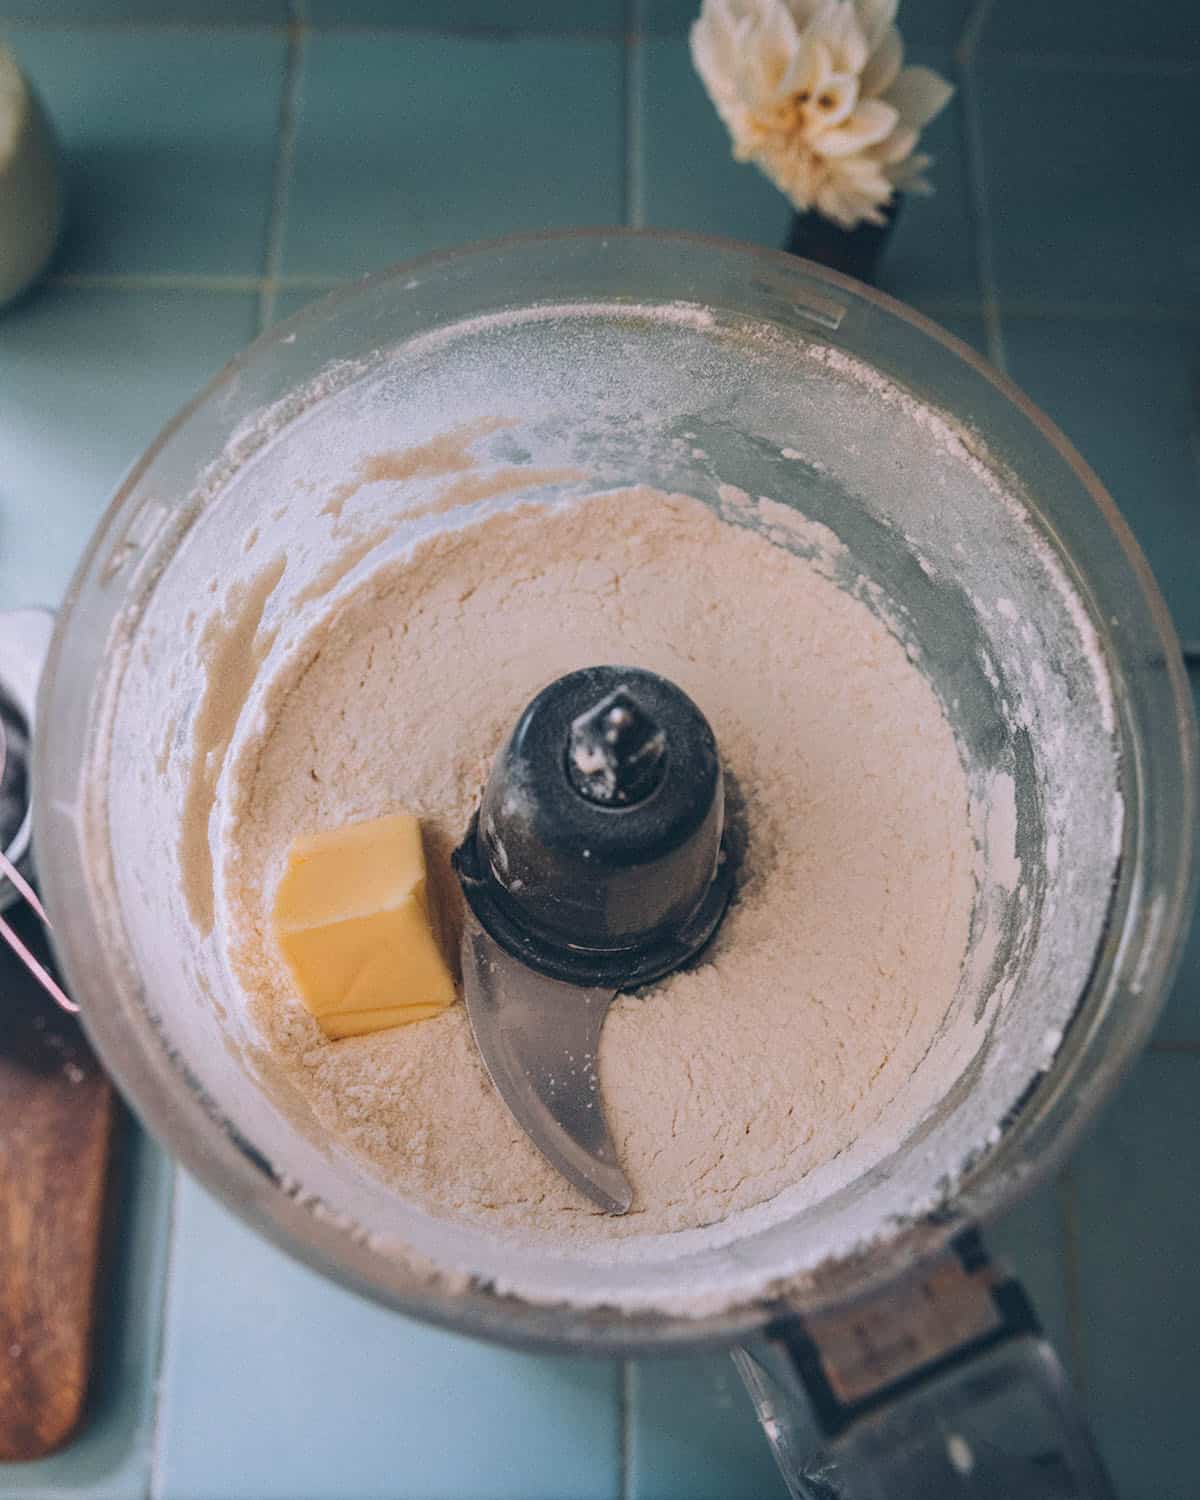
[0,902,115,1460]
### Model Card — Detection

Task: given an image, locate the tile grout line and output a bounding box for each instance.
[3,13,1198,70]
[39,273,1200,324]
[0,16,634,41]
[618,1358,635,1500]
[1055,1171,1090,1399]
[968,298,1200,325]
[46,272,354,293]
[984,49,1200,77]
[1189,343,1200,498]
[257,1,306,333]
[956,5,1007,374]
[0,16,287,33]
[145,1164,182,1500]
[301,22,629,40]
[48,272,266,292]
[957,0,995,60]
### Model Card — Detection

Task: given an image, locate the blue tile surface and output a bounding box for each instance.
[977,60,1200,310]
[156,1174,622,1500]
[634,34,789,246]
[1070,1052,1200,1500]
[639,0,975,47]
[983,0,1200,61]
[1000,315,1200,645]
[307,0,624,30]
[629,1354,789,1500]
[893,0,974,48]
[635,38,976,305]
[281,31,624,277]
[0,287,257,608]
[2,27,285,276]
[872,52,974,306]
[987,1178,1074,1368]
[636,0,720,36]
[0,1125,173,1500]
[0,0,284,20]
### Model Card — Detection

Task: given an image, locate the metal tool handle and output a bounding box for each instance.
[732,1230,1116,1499]
[0,608,76,1012]
[0,607,54,906]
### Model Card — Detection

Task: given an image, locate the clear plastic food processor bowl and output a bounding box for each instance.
[35,232,1196,1353]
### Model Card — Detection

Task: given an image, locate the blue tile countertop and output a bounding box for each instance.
[1,2,1198,1497]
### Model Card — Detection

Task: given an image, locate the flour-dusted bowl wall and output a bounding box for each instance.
[36,233,1196,1351]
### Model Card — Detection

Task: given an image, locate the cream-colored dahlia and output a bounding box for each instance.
[690,0,953,229]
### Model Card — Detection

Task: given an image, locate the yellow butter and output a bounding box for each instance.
[320,1003,448,1040]
[272,812,455,1038]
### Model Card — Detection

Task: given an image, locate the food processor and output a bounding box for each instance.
[17,232,1195,1497]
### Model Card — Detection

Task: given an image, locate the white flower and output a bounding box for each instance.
[690,0,953,229]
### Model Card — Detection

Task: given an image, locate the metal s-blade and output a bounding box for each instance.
[460,914,632,1215]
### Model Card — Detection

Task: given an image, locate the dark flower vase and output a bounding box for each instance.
[783,194,901,285]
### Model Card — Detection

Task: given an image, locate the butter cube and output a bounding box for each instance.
[272,812,456,1038]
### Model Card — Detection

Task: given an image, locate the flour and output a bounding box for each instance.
[181,553,286,936]
[221,485,976,1242]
